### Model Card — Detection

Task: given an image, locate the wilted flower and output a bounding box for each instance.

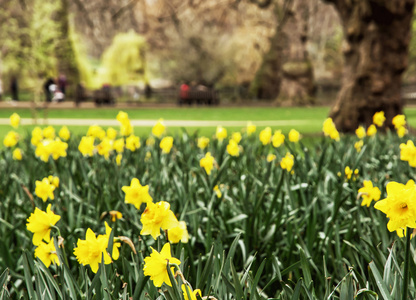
[259,127,272,145]
[373,111,385,127]
[168,221,189,244]
[226,139,240,156]
[26,204,61,246]
[10,113,20,129]
[78,136,95,157]
[280,152,294,171]
[152,119,166,138]
[35,178,56,202]
[215,126,227,142]
[358,180,381,207]
[122,178,153,210]
[374,180,416,233]
[126,134,141,152]
[34,238,60,268]
[367,124,377,137]
[73,228,111,273]
[3,131,19,147]
[143,243,181,287]
[160,136,173,154]
[140,201,179,239]
[355,126,366,139]
[109,211,123,222]
[200,152,215,175]
[58,126,70,141]
[288,129,300,142]
[12,148,22,160]
[272,130,285,148]
[197,137,210,149]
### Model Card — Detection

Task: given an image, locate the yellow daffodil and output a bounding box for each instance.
[103,222,121,260]
[35,140,52,162]
[34,238,60,268]
[392,114,406,129]
[280,152,294,171]
[122,178,153,210]
[259,127,272,145]
[272,130,285,148]
[73,228,112,273]
[322,118,340,141]
[106,127,118,140]
[58,126,70,141]
[3,131,19,147]
[231,132,242,144]
[116,154,122,166]
[152,119,166,138]
[374,180,416,232]
[182,284,202,300]
[78,136,95,157]
[48,176,59,188]
[355,126,366,139]
[12,148,22,160]
[358,180,381,207]
[200,152,215,175]
[373,111,385,127]
[197,136,210,149]
[215,126,227,142]
[126,134,140,152]
[43,126,56,140]
[146,136,155,146]
[160,136,173,154]
[400,140,416,167]
[354,140,363,152]
[113,138,125,153]
[140,201,179,239]
[397,126,407,138]
[168,221,189,244]
[10,113,20,128]
[31,127,43,146]
[87,125,105,140]
[120,120,133,136]
[50,138,68,160]
[214,185,222,198]
[367,124,377,136]
[247,122,256,136]
[227,139,240,157]
[267,154,276,162]
[35,178,56,202]
[345,166,353,179]
[288,129,300,142]
[143,243,181,287]
[26,204,61,246]
[116,111,129,123]
[96,137,112,159]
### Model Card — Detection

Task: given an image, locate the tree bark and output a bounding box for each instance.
[325,0,415,132]
[252,0,315,104]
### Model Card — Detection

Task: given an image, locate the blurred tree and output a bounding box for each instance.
[251,0,316,105]
[325,0,415,132]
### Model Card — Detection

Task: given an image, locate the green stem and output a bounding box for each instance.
[402,227,411,300]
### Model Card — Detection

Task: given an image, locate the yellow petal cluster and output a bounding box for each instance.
[259,127,272,145]
[197,136,210,149]
[246,122,256,136]
[160,136,174,154]
[26,204,61,246]
[35,178,56,202]
[78,136,95,157]
[182,284,202,300]
[122,178,153,209]
[140,201,179,239]
[200,152,215,175]
[358,180,381,207]
[372,111,385,127]
[12,148,23,160]
[152,119,166,138]
[322,118,340,141]
[288,129,300,142]
[400,140,416,167]
[280,152,294,171]
[10,113,20,128]
[355,126,366,139]
[216,126,227,142]
[3,131,19,147]
[272,130,285,148]
[34,238,60,268]
[226,139,240,157]
[126,134,140,151]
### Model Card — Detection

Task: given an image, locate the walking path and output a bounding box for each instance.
[0,118,311,127]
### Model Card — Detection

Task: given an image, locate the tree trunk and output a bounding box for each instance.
[326,0,415,132]
[251,0,315,104]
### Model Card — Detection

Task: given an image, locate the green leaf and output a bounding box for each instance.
[369,261,393,300]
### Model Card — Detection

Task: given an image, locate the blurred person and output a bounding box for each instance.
[44,77,55,102]
[57,73,67,95]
